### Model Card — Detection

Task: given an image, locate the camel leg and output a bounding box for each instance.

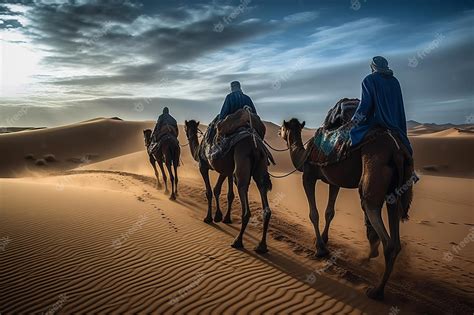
[150,156,162,189]
[365,212,381,259]
[223,176,235,224]
[166,160,176,200]
[200,165,213,224]
[361,167,395,300]
[231,157,251,249]
[212,174,226,222]
[173,159,179,197]
[254,171,272,254]
[157,160,168,194]
[321,184,340,244]
[303,169,329,257]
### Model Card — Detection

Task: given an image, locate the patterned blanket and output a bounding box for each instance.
[309,98,359,166]
[199,117,274,166]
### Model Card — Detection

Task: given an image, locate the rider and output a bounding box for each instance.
[152,107,178,142]
[218,81,257,120]
[350,56,413,154]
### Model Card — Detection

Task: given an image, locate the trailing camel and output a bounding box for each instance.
[280,118,413,300]
[143,129,180,200]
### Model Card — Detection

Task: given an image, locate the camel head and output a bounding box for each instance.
[184,120,200,140]
[143,129,153,147]
[280,118,305,143]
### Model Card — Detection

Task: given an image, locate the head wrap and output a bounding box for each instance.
[230,81,242,92]
[370,56,393,76]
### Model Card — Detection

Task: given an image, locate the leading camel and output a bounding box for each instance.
[184,119,273,253]
[280,118,413,300]
[143,129,180,200]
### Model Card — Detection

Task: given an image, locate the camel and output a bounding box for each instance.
[184,120,235,224]
[143,129,180,200]
[280,118,413,300]
[184,119,273,253]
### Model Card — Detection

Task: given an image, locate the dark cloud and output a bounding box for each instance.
[18,1,274,87]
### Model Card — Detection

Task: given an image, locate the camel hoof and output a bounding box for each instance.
[231,238,244,249]
[254,243,268,254]
[214,211,223,223]
[223,217,232,224]
[165,190,169,195]
[366,286,384,300]
[169,194,176,201]
[157,184,163,190]
[315,247,330,258]
[203,217,213,224]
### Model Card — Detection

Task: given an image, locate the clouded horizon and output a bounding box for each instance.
[1,0,473,127]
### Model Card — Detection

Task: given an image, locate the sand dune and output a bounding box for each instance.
[1,118,473,314]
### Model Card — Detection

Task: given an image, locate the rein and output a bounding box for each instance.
[267,129,312,179]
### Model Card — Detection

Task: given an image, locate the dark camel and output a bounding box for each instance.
[184,121,235,224]
[143,129,180,200]
[280,118,413,300]
[184,120,273,253]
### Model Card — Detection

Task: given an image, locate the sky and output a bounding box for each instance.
[0,0,473,127]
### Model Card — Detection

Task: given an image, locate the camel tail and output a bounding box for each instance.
[263,171,272,192]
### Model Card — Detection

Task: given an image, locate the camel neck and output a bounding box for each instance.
[189,135,200,162]
[288,131,306,170]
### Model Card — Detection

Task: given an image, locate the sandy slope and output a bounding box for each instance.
[1,174,407,314]
[1,118,474,314]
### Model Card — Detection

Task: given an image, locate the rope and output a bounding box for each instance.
[263,138,312,152]
[244,106,258,148]
[267,129,312,179]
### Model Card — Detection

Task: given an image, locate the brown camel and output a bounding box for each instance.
[143,129,180,200]
[184,120,273,253]
[184,120,235,224]
[280,118,413,300]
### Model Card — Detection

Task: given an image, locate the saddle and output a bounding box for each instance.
[307,98,374,166]
[216,108,266,139]
[199,112,274,167]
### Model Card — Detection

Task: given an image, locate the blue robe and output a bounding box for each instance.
[350,72,413,154]
[219,91,256,120]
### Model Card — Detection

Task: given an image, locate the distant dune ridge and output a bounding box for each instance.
[0,117,472,178]
[1,117,473,313]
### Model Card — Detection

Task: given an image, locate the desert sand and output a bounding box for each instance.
[1,118,473,314]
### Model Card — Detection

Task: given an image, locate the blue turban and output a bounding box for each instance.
[370,56,393,75]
